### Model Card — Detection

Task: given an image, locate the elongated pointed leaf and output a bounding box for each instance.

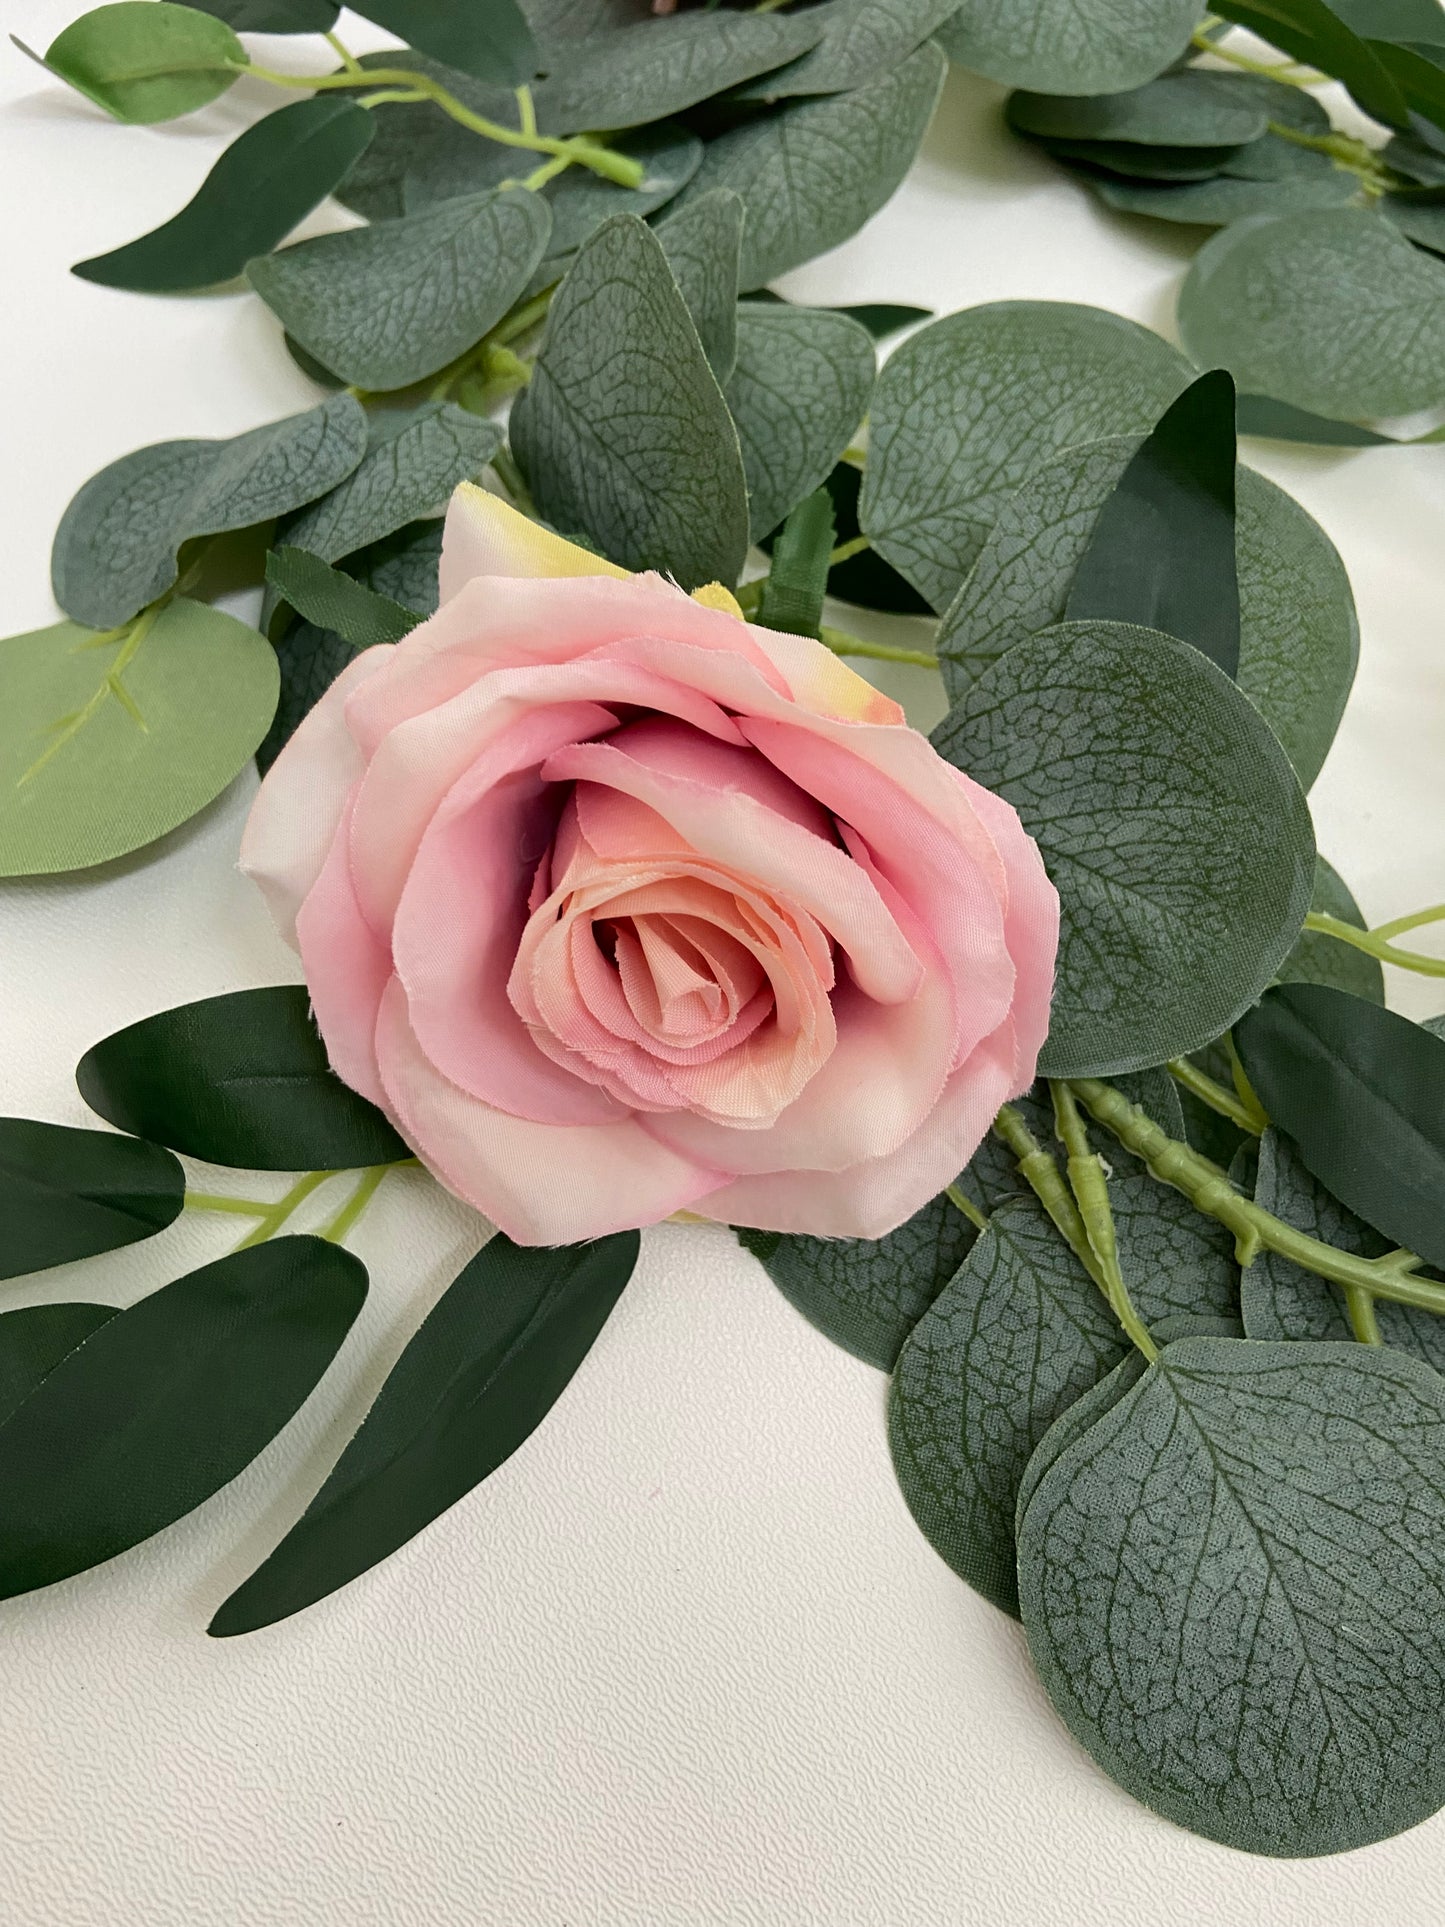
[1018,1335,1445,1855]
[0,1306,119,1426]
[265,549,420,648]
[934,621,1315,1077]
[0,1118,183,1282]
[77,986,407,1170]
[210,1231,638,1634]
[1065,370,1240,678]
[43,2,244,123]
[73,97,375,292]
[52,393,366,629]
[1236,983,1445,1271]
[349,0,537,86]
[189,0,337,31]
[0,1237,366,1601]
[758,488,834,639]
[1213,0,1412,128]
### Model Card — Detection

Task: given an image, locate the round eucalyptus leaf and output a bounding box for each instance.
[43,1,244,123]
[1179,207,1445,417]
[1007,71,1270,147]
[1278,855,1384,1002]
[1089,168,1358,226]
[937,0,1197,95]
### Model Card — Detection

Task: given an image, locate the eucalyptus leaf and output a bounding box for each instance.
[938,0,1197,95]
[1033,136,1249,182]
[265,549,421,649]
[862,303,1192,610]
[0,602,279,879]
[1278,856,1384,1002]
[934,621,1316,1078]
[0,1306,119,1428]
[734,0,961,100]
[671,41,946,291]
[510,214,749,590]
[737,1183,981,1373]
[1012,1350,1145,1525]
[1179,208,1445,418]
[1236,983,1445,1272]
[935,433,1359,791]
[724,304,875,543]
[72,97,375,293]
[1383,186,1445,254]
[350,0,538,87]
[188,0,337,31]
[0,1118,184,1283]
[1243,1129,1445,1367]
[42,2,244,123]
[77,985,407,1170]
[1065,370,1239,678]
[0,1237,366,1602]
[52,393,367,629]
[209,1232,638,1635]
[1088,168,1359,226]
[248,189,552,393]
[1007,72,1270,147]
[1017,1334,1445,1855]
[654,189,744,384]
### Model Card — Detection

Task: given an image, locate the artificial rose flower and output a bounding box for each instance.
[240,485,1058,1245]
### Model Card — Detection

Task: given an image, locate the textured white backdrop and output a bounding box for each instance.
[4,10,1445,1922]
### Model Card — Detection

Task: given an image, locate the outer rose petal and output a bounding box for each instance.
[439,483,629,602]
[293,789,392,1109]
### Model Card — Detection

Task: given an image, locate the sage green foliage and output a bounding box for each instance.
[1064,371,1239,679]
[724,305,876,543]
[861,303,1192,610]
[738,1186,980,1373]
[265,548,420,649]
[1236,984,1445,1272]
[77,985,407,1170]
[1243,1129,1445,1368]
[735,0,961,101]
[41,2,243,123]
[935,433,1359,791]
[530,11,825,134]
[1017,1335,1445,1855]
[1235,393,1422,445]
[934,621,1316,1077]
[52,393,367,629]
[188,0,336,32]
[0,602,279,879]
[1179,209,1445,418]
[72,98,375,292]
[1383,189,1445,255]
[1279,856,1384,1002]
[1008,73,1269,148]
[672,42,946,291]
[510,216,749,590]
[758,490,834,640]
[1037,136,1253,182]
[1092,170,1359,225]
[937,0,1197,94]
[0,1117,183,1282]
[0,1238,367,1603]
[350,0,538,89]
[210,1232,639,1636]
[0,1306,119,1427]
[248,189,552,393]
[654,190,745,384]
[1213,0,1418,131]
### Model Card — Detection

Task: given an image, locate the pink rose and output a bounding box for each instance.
[241,486,1058,1245]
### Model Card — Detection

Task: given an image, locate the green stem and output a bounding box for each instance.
[1265,120,1402,195]
[817,625,938,669]
[323,30,362,75]
[1166,1056,1264,1136]
[1191,31,1322,86]
[992,1104,1107,1290]
[945,1182,988,1233]
[184,1192,274,1217]
[1071,1079,1445,1323]
[232,1170,334,1251]
[234,60,645,187]
[1051,1082,1157,1360]
[319,1165,390,1244]
[1304,910,1445,978]
[1374,902,1445,943]
[828,534,871,566]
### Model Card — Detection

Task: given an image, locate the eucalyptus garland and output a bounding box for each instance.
[7,0,1445,1866]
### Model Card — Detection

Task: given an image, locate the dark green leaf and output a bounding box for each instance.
[737,1185,981,1372]
[72,97,375,292]
[934,620,1316,1077]
[1179,208,1445,418]
[1017,1334,1445,1854]
[1032,134,1250,181]
[350,0,538,88]
[1007,72,1270,147]
[833,302,932,339]
[1012,1350,1145,1526]
[862,302,1192,610]
[1386,130,1445,183]
[1383,185,1445,254]
[724,304,875,542]
[765,461,931,615]
[758,488,834,639]
[0,1118,183,1282]
[938,0,1197,93]
[1235,392,1403,445]
[209,1231,637,1635]
[188,0,337,32]
[1213,0,1412,128]
[654,189,744,384]
[42,1,244,123]
[1236,983,1445,1271]
[265,548,421,648]
[1065,370,1239,678]
[77,985,407,1170]
[52,394,367,629]
[0,1237,366,1601]
[670,41,945,291]
[1243,1128,1445,1366]
[0,1306,119,1428]
[0,602,280,878]
[248,189,552,393]
[1278,856,1385,1002]
[1087,168,1358,226]
[510,214,749,590]
[935,433,1359,790]
[735,0,961,100]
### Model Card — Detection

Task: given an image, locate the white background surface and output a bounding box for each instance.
[4,10,1445,1922]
